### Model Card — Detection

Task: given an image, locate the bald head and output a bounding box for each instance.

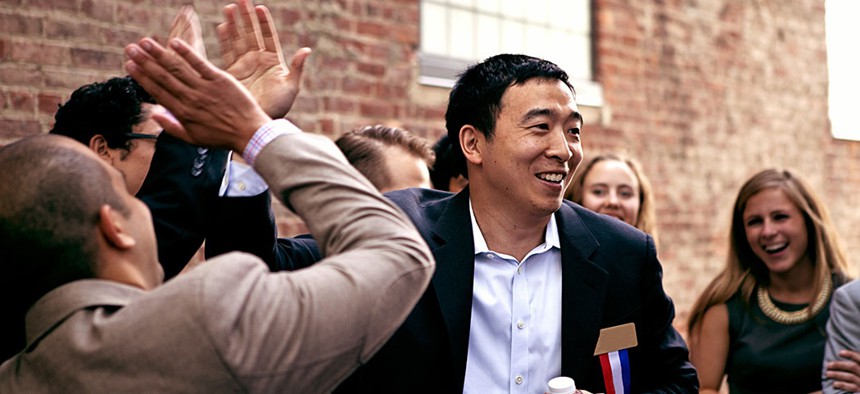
[0,135,129,311]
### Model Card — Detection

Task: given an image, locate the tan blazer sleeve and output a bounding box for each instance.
[202,132,434,393]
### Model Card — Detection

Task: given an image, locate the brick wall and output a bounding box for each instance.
[2,0,858,332]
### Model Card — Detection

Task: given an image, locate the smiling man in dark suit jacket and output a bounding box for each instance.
[322,54,696,393]
[222,53,697,393]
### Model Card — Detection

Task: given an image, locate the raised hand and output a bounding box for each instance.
[217,0,311,119]
[124,38,271,154]
[167,5,207,58]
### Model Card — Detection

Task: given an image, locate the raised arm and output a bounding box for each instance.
[137,5,229,278]
[125,35,433,392]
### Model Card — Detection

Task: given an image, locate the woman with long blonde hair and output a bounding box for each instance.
[688,169,852,393]
[566,153,659,246]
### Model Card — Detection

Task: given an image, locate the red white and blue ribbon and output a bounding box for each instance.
[599,349,631,394]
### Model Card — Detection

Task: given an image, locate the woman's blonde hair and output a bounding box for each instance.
[567,153,658,245]
[687,168,850,334]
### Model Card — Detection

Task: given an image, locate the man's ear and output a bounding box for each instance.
[459,125,483,166]
[98,205,136,250]
[89,135,114,163]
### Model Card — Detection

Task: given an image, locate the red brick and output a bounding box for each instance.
[359,100,393,118]
[9,91,35,112]
[290,97,320,114]
[274,8,301,24]
[356,62,386,77]
[44,19,100,42]
[356,21,386,38]
[10,41,71,66]
[27,0,75,11]
[0,119,42,138]
[319,117,335,134]
[38,93,63,115]
[323,96,356,113]
[81,0,116,22]
[342,77,373,95]
[100,27,142,47]
[70,48,123,70]
[389,24,417,45]
[0,64,42,86]
[44,69,103,90]
[0,12,42,35]
[334,17,353,32]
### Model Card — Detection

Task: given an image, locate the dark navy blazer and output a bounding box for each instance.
[209,186,698,393]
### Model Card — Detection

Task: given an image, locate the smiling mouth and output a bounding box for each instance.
[536,172,566,184]
[763,243,788,254]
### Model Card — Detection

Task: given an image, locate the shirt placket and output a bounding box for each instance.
[510,261,530,393]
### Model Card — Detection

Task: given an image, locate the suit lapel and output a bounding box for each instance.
[556,203,610,385]
[428,189,475,390]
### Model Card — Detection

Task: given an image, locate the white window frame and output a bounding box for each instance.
[418,0,603,107]
[826,0,860,140]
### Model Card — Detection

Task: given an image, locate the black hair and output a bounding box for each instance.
[444,54,574,178]
[50,76,156,151]
[429,135,460,191]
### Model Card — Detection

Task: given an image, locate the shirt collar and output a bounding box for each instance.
[468,199,561,256]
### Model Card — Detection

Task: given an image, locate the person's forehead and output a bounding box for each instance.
[500,78,578,114]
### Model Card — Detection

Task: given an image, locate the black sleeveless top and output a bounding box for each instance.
[724,282,838,394]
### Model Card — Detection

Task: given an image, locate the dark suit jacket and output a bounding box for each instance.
[209,186,698,393]
[137,133,229,279]
[203,190,322,269]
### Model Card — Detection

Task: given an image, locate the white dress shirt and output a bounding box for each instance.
[463,201,563,394]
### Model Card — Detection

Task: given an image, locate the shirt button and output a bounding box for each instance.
[237,182,246,191]
[517,320,525,329]
[517,266,523,275]
[515,375,524,385]
[487,254,495,259]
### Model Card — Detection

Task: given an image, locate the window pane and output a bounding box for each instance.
[525,0,549,24]
[554,33,591,80]
[450,8,475,60]
[449,0,474,8]
[500,19,525,54]
[476,0,499,15]
[827,0,860,140]
[476,14,501,60]
[501,1,526,19]
[524,25,551,60]
[419,0,594,88]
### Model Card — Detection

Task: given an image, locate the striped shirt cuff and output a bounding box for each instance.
[243,118,302,166]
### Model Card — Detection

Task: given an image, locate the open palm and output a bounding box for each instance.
[218,0,310,119]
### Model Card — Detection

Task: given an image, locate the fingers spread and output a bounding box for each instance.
[125,39,199,113]
[255,5,282,59]
[237,0,263,52]
[217,22,236,66]
[223,4,246,56]
[169,39,222,81]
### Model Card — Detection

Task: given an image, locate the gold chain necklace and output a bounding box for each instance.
[756,275,832,325]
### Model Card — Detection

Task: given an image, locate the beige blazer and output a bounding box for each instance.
[0,131,434,393]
